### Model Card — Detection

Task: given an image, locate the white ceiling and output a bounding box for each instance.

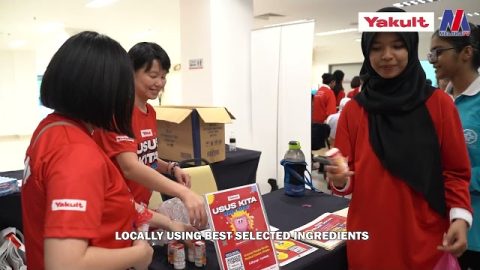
[253,0,480,51]
[1,0,479,55]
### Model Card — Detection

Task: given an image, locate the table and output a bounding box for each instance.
[211,145,261,190]
[149,189,350,270]
[0,170,23,231]
[0,146,261,231]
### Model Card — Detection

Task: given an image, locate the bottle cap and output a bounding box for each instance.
[288,141,301,150]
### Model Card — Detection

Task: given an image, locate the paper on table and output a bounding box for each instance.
[333,207,349,217]
[290,212,347,250]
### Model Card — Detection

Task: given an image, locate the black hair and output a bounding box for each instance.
[321,73,334,84]
[40,31,134,137]
[432,23,480,70]
[332,69,345,94]
[128,42,171,72]
[351,76,361,88]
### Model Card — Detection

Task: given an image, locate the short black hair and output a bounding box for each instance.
[432,23,480,70]
[128,42,171,72]
[351,76,361,88]
[322,73,334,84]
[40,31,134,137]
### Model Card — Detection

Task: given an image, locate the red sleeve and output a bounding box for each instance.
[326,91,337,116]
[432,93,472,212]
[92,129,137,159]
[330,102,355,196]
[44,144,108,239]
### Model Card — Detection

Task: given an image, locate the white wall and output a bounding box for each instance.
[210,0,253,148]
[252,22,314,193]
[0,50,40,136]
[179,0,213,106]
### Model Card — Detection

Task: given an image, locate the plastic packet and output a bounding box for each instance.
[156,197,190,224]
[433,252,460,270]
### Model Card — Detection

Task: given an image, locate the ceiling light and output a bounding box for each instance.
[474,12,479,16]
[467,13,473,17]
[393,0,439,8]
[315,28,357,36]
[438,17,442,20]
[264,19,313,28]
[86,0,118,8]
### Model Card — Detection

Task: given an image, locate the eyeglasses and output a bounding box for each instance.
[427,47,455,63]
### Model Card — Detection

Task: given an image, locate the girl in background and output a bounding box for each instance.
[332,69,346,107]
[430,23,480,270]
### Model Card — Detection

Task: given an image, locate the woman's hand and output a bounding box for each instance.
[131,239,153,270]
[179,189,207,229]
[174,167,191,188]
[168,220,198,233]
[437,219,469,257]
[325,164,354,189]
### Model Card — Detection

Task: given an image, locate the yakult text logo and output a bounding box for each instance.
[140,129,153,138]
[51,199,87,212]
[358,12,434,32]
[439,10,471,36]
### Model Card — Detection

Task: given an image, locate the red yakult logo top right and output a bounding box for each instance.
[358,9,470,36]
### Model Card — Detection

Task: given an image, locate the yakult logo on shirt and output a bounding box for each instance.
[52,199,87,212]
[358,12,434,32]
[115,135,134,142]
[140,129,153,138]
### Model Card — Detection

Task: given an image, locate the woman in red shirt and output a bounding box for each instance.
[22,31,153,270]
[93,42,207,228]
[326,7,471,269]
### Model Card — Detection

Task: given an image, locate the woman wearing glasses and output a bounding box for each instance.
[326,7,472,269]
[429,23,480,270]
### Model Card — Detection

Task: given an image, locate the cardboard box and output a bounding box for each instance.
[154,106,235,163]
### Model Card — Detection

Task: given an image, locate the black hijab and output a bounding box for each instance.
[355,7,445,215]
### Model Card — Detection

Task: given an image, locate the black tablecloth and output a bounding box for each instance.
[149,189,350,270]
[262,189,349,270]
[0,146,261,231]
[211,145,261,190]
[0,170,23,231]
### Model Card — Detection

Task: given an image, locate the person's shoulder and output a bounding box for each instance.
[427,88,455,106]
[343,98,361,112]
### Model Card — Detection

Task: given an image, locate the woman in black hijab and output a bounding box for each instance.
[326,7,472,269]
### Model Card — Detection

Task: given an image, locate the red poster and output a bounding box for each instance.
[205,184,279,270]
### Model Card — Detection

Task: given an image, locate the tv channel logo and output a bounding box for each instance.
[358,12,434,32]
[439,9,471,36]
